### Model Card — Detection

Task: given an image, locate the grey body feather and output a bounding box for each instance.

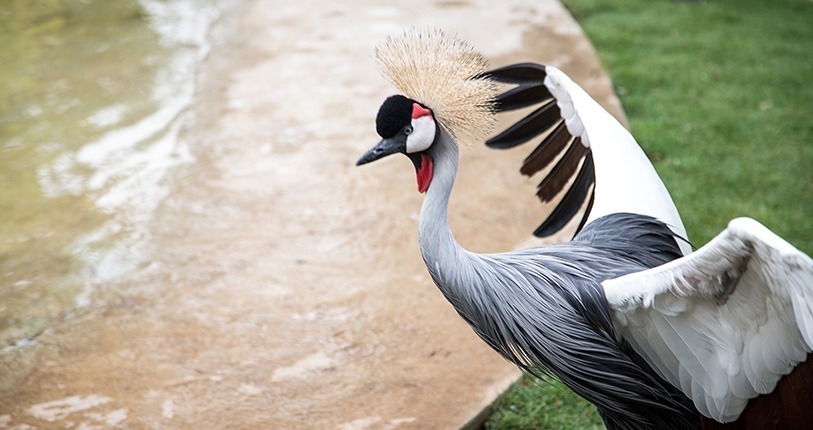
[418,131,701,430]
[433,214,699,430]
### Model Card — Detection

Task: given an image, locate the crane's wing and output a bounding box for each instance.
[602,217,813,423]
[483,63,595,238]
[483,64,690,250]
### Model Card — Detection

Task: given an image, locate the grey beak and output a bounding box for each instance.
[356,135,407,166]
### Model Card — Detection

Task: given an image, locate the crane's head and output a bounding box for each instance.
[356,95,437,193]
[355,27,497,193]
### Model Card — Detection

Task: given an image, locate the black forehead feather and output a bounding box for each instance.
[376,95,414,138]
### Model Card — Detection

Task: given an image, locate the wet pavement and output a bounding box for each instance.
[0,0,625,428]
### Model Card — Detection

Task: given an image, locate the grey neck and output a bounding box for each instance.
[418,130,473,293]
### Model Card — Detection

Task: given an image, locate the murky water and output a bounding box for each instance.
[0,0,235,351]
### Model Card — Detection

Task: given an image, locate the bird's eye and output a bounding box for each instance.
[403,125,413,135]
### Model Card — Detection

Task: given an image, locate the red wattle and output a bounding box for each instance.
[416,153,433,193]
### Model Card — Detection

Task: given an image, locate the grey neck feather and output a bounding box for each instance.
[418,129,476,298]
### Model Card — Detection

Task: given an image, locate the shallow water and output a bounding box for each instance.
[0,0,234,350]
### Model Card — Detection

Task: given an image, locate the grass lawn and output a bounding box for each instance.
[486,0,813,428]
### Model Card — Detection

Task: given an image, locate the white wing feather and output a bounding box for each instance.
[544,67,691,254]
[603,217,813,423]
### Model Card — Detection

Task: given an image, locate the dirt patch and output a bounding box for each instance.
[0,1,625,428]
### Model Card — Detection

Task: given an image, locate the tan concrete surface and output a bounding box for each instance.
[0,1,625,428]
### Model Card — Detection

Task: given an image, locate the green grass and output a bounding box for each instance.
[486,1,813,428]
[486,376,604,430]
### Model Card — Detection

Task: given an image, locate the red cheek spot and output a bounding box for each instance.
[412,103,432,119]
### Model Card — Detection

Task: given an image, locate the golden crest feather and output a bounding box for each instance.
[375,28,497,148]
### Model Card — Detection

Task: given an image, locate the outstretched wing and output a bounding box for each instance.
[484,63,595,238]
[603,217,813,423]
[483,64,690,253]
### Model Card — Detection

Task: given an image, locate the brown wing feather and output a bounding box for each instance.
[536,137,587,202]
[520,121,569,177]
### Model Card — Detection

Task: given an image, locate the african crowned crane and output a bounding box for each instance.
[356,28,813,430]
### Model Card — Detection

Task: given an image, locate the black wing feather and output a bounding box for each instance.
[484,63,597,239]
[485,99,560,149]
[494,83,553,112]
[482,62,547,84]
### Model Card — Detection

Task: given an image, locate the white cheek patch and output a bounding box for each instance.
[405,115,436,153]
